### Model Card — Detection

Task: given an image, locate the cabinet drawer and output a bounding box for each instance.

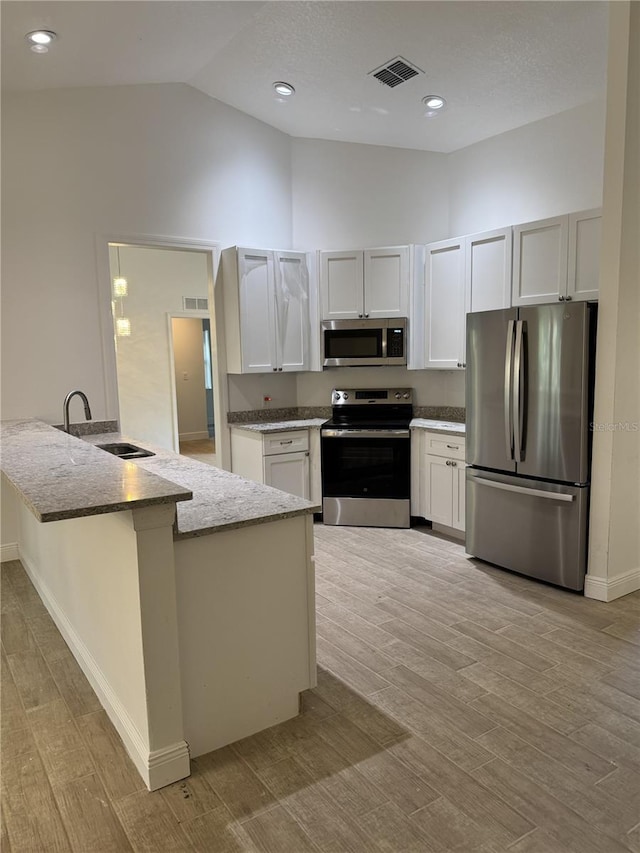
[424,434,465,460]
[263,430,309,456]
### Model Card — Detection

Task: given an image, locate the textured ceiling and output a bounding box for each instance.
[1,1,609,153]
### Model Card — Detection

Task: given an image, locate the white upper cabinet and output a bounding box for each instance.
[466,228,512,313]
[512,209,601,306]
[424,238,466,369]
[567,208,602,302]
[363,246,409,318]
[274,251,310,372]
[237,248,278,373]
[320,246,409,320]
[320,251,364,320]
[223,247,312,374]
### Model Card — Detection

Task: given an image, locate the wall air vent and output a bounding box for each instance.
[183,297,209,311]
[369,56,424,88]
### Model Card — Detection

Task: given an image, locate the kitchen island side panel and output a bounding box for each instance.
[174,514,316,757]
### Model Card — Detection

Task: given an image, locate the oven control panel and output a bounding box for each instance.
[332,388,413,405]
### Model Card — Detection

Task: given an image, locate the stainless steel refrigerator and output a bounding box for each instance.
[465,302,597,591]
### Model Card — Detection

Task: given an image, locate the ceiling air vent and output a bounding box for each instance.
[369,56,424,88]
[183,297,209,311]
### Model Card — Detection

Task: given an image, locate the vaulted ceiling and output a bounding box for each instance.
[1,1,609,153]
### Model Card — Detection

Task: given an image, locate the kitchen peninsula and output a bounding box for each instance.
[0,419,318,791]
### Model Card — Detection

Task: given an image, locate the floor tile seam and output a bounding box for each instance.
[316,603,398,644]
[252,752,382,850]
[466,705,617,784]
[209,747,287,825]
[447,621,559,672]
[546,684,640,728]
[315,616,397,665]
[468,757,616,851]
[540,627,640,667]
[317,638,394,690]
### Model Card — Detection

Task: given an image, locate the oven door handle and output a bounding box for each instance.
[321,429,410,438]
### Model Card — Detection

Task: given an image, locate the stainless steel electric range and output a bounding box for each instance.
[321,387,413,528]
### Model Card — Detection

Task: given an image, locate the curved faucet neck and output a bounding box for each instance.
[63,390,92,433]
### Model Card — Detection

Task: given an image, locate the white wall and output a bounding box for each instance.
[227,372,298,412]
[296,368,465,409]
[172,318,209,441]
[292,139,450,249]
[586,2,640,601]
[448,100,606,236]
[1,83,292,424]
[112,245,208,451]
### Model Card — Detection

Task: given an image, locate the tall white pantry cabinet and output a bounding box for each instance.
[222,247,312,373]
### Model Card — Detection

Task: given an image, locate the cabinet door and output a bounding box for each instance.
[423,454,454,526]
[567,209,601,302]
[320,251,364,320]
[424,238,466,369]
[274,251,310,372]
[263,451,310,500]
[363,246,409,319]
[512,216,568,306]
[453,462,466,532]
[237,248,277,372]
[466,229,512,313]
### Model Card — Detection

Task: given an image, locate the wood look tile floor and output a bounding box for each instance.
[179,439,217,467]
[2,524,640,852]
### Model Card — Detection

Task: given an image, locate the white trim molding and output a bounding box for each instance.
[19,547,190,790]
[0,543,19,562]
[584,567,640,602]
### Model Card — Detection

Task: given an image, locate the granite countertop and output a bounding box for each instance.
[410,418,466,437]
[0,419,192,523]
[1,420,319,536]
[82,432,320,539]
[229,418,327,434]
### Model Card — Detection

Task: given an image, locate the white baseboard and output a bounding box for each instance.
[179,431,210,442]
[0,543,19,562]
[584,567,640,602]
[19,552,190,790]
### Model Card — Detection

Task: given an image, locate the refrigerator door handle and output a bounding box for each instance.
[504,320,515,461]
[472,477,575,502]
[513,319,525,462]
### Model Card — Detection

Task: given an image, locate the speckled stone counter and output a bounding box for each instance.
[410,418,466,437]
[229,418,327,434]
[0,419,192,522]
[83,432,319,539]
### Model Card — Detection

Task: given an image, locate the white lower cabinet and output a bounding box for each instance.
[263,452,309,500]
[231,428,313,501]
[417,431,466,533]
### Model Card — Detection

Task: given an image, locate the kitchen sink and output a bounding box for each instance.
[97,442,155,459]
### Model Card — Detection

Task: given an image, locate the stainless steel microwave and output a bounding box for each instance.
[322,318,407,367]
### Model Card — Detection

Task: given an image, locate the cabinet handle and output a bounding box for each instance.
[446,444,459,450]
[462,363,466,368]
[457,362,461,368]
[565,295,573,302]
[280,440,293,445]
[305,452,310,457]
[278,367,283,371]
[559,295,565,302]
[273,367,277,371]
[451,461,458,467]
[446,460,451,466]
[364,313,369,318]
[358,313,363,318]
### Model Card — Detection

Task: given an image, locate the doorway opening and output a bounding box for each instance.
[101,239,228,467]
[170,315,217,466]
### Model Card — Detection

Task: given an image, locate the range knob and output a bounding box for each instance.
[334,392,342,400]
[403,392,410,399]
[395,392,402,399]
[343,392,349,400]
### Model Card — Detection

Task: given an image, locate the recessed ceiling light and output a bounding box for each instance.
[25,30,57,53]
[273,81,295,98]
[422,95,446,117]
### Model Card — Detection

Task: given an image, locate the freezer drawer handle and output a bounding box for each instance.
[472,477,575,502]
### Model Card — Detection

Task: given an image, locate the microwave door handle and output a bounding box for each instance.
[504,320,515,461]
[381,328,387,359]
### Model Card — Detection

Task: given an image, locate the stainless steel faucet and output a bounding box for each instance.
[63,390,92,433]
